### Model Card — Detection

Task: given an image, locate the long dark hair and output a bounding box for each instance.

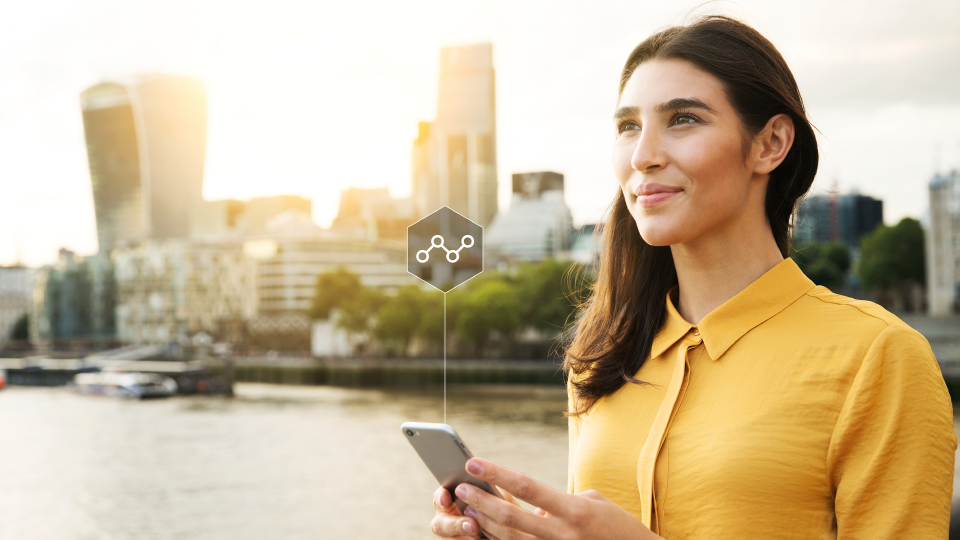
[563,15,819,416]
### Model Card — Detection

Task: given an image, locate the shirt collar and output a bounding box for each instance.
[650,258,816,361]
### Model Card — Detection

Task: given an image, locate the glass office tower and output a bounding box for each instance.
[81,75,207,252]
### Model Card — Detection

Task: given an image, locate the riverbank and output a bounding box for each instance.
[205,357,566,387]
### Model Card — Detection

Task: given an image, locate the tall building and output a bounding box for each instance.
[486,172,573,262]
[838,193,883,251]
[412,43,498,226]
[81,75,207,252]
[927,170,960,315]
[791,192,882,251]
[31,249,115,347]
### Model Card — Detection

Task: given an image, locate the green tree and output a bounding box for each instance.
[858,218,925,292]
[514,260,590,335]
[374,285,426,354]
[308,266,363,319]
[337,287,387,336]
[415,291,446,347]
[455,277,524,349]
[10,314,28,341]
[791,241,851,291]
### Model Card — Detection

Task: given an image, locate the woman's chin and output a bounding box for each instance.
[637,226,692,247]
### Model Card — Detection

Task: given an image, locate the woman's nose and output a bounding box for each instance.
[631,129,665,173]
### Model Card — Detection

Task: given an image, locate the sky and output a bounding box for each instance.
[1,0,958,267]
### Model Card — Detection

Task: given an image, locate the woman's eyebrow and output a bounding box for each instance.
[613,106,639,120]
[655,97,717,114]
[614,98,718,120]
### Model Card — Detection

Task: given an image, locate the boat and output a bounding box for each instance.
[0,368,5,390]
[70,371,178,399]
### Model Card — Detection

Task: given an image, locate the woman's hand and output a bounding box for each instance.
[430,484,521,538]
[431,486,481,538]
[454,458,664,540]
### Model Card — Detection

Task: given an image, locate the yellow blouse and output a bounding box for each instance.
[567,258,957,539]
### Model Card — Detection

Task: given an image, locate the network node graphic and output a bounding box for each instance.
[407,206,483,293]
[416,234,475,263]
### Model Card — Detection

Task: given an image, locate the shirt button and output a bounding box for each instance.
[693,329,700,336]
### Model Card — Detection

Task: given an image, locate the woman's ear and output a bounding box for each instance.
[753,114,795,175]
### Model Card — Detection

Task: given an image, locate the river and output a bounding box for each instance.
[3,383,959,539]
[0,384,569,540]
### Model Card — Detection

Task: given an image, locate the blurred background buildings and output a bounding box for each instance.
[7,40,959,359]
[486,172,573,262]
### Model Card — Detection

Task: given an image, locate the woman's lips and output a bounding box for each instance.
[634,184,682,208]
[637,191,680,207]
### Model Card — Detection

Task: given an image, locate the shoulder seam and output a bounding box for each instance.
[803,289,894,328]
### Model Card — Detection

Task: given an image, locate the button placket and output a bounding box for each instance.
[637,336,698,529]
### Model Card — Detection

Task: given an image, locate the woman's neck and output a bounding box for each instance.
[670,218,784,326]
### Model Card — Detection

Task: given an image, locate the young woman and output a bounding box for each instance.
[431,15,957,540]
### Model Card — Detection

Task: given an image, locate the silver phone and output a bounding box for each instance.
[402,422,503,535]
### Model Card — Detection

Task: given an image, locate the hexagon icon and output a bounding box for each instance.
[407,206,483,292]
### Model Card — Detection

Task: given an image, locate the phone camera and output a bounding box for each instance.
[405,429,416,437]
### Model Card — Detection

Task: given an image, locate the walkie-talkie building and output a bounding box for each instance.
[81,76,207,253]
[412,43,498,227]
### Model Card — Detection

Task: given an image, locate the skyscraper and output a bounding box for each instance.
[927,170,960,315]
[837,193,883,251]
[81,75,207,252]
[412,43,498,226]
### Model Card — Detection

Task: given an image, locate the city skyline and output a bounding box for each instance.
[1,0,959,266]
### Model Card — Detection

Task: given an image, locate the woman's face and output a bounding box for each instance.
[613,58,764,247]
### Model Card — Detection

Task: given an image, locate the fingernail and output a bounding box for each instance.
[467,460,482,475]
[462,520,475,534]
[464,506,477,519]
[455,484,469,499]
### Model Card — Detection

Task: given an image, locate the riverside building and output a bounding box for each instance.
[244,209,416,316]
[112,239,257,345]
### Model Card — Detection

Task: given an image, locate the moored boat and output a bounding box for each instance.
[71,371,178,399]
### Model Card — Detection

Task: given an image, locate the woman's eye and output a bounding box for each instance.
[673,113,699,125]
[617,121,640,134]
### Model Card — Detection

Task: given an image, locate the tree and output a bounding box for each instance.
[514,260,590,335]
[791,241,851,291]
[374,285,426,354]
[10,314,28,341]
[858,217,925,292]
[455,277,524,350]
[308,266,363,319]
[415,290,446,348]
[337,287,386,337]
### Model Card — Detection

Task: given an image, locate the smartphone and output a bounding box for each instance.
[401,422,504,535]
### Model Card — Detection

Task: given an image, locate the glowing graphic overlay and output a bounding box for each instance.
[416,234,475,263]
[407,206,483,293]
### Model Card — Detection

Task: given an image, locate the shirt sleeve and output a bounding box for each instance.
[826,323,957,539]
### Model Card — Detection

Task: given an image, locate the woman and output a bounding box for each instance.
[431,15,957,540]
